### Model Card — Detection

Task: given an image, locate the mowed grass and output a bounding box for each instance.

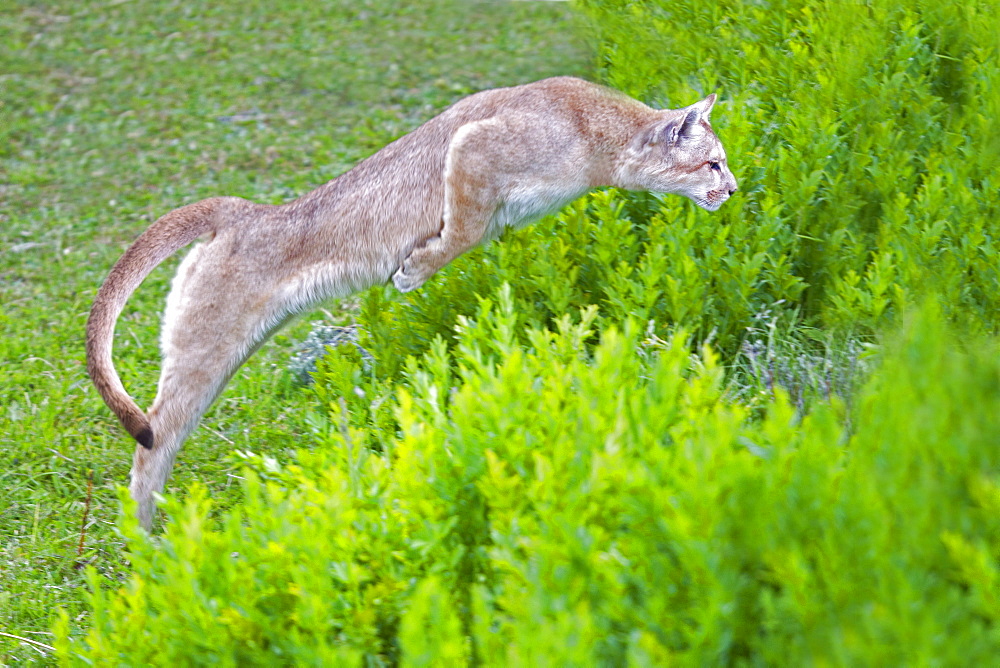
[0,0,588,659]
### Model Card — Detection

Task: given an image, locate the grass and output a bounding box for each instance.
[0,0,588,660]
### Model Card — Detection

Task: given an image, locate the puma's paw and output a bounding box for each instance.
[392,265,427,293]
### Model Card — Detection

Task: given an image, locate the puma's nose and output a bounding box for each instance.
[728,187,737,196]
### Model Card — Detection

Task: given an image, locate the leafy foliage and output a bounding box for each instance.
[58,302,1000,664]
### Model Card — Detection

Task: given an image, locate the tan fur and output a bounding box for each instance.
[86,77,738,528]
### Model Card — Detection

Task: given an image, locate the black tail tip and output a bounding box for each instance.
[135,426,154,449]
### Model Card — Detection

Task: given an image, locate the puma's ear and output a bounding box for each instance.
[639,93,718,149]
[637,114,690,149]
[690,93,717,119]
[657,107,703,147]
[637,117,671,149]
[665,94,718,144]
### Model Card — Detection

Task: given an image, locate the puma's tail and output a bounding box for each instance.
[86,197,233,449]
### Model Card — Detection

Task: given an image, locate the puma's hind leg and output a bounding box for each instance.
[128,241,286,528]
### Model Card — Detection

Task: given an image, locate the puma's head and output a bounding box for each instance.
[616,94,738,211]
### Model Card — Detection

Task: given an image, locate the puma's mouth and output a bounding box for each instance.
[652,190,732,212]
[695,191,730,211]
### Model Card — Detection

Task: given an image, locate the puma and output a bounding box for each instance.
[86,76,738,527]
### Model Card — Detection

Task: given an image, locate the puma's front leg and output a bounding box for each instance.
[392,225,484,292]
[391,189,493,293]
[392,119,503,293]
[392,233,453,293]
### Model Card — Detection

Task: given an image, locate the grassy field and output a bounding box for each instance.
[0,0,587,661]
[3,0,1000,664]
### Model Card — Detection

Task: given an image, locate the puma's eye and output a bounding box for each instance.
[709,161,721,171]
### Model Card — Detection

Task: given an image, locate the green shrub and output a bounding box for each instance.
[56,302,1000,664]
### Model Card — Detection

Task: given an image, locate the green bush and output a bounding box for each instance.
[56,302,1000,664]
